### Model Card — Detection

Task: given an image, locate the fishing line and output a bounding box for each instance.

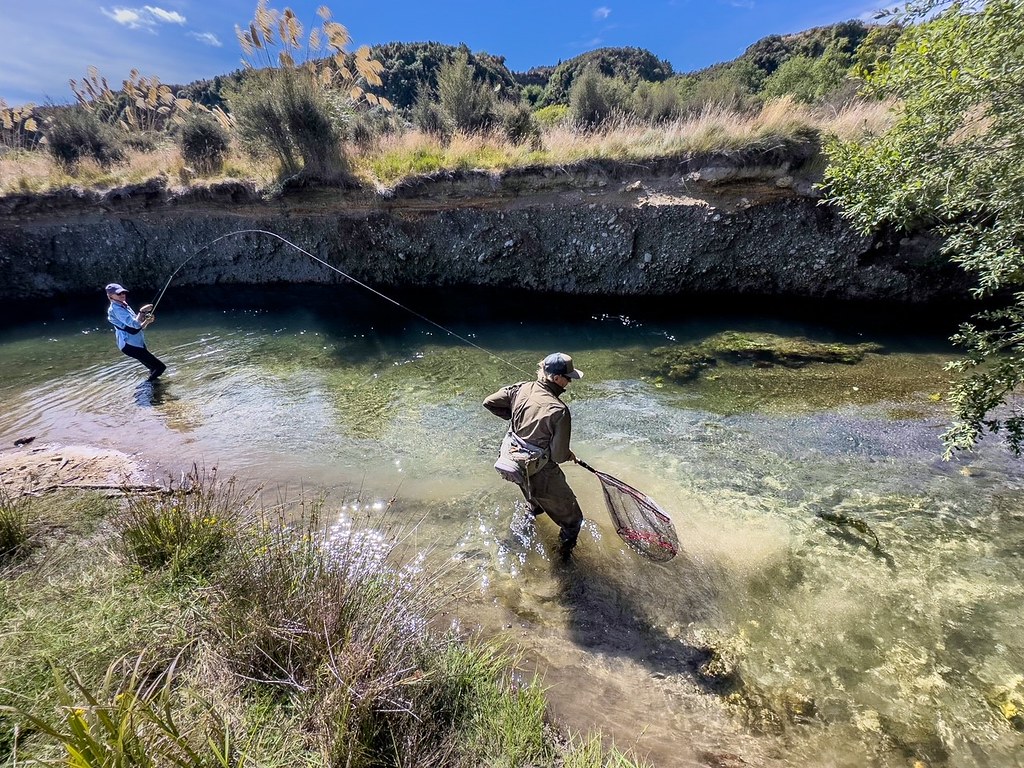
[149,228,532,376]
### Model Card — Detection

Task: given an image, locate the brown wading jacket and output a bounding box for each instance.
[483,379,573,463]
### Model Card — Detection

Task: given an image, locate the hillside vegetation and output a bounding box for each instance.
[0,3,901,195]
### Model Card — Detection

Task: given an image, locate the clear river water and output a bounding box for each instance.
[1,286,1022,767]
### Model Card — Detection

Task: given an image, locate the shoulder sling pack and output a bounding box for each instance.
[494,429,548,485]
[493,382,549,485]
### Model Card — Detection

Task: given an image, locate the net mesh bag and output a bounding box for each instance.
[593,468,679,562]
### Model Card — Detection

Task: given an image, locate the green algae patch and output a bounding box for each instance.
[650,332,885,384]
[638,331,953,415]
[684,352,951,414]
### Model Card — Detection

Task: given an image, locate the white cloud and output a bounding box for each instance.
[145,6,186,24]
[101,5,186,30]
[190,31,222,47]
[1,4,232,106]
[593,6,612,20]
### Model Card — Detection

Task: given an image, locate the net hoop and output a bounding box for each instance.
[589,467,680,562]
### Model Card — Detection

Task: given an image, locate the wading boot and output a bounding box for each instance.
[557,532,577,563]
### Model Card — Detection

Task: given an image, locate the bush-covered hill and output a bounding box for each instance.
[170,19,897,115]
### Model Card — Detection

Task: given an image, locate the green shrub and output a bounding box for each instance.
[229,69,350,184]
[436,50,496,132]
[180,111,230,174]
[567,66,632,128]
[761,45,851,104]
[121,131,161,153]
[45,107,124,169]
[412,86,450,140]
[534,103,569,127]
[674,60,765,115]
[499,101,540,147]
[634,80,682,122]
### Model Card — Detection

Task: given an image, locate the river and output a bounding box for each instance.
[1,286,1021,767]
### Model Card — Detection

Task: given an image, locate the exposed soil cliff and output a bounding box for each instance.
[0,154,963,303]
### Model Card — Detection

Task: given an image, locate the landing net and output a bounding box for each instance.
[581,461,679,562]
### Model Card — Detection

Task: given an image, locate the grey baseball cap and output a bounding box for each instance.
[542,352,583,379]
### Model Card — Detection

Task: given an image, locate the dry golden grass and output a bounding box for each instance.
[0,98,897,196]
[820,97,897,140]
[0,149,53,194]
[354,97,898,189]
[0,144,277,195]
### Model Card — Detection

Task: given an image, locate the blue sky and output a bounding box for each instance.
[1,0,888,107]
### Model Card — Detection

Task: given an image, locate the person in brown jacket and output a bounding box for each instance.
[484,352,584,560]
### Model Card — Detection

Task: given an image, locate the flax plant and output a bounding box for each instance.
[2,654,242,768]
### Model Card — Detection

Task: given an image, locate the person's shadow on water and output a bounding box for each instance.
[543,526,739,695]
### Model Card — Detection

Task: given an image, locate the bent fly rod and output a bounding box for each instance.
[147,228,531,376]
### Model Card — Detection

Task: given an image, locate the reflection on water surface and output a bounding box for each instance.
[1,287,1021,767]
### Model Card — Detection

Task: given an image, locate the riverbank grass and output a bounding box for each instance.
[0,472,651,767]
[0,489,31,565]
[0,99,893,195]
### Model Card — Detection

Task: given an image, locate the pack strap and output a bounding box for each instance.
[506,429,547,459]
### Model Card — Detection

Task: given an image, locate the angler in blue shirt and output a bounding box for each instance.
[105,283,167,381]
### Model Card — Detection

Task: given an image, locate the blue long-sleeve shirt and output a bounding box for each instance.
[107,301,146,350]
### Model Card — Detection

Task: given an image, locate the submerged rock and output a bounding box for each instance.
[649,331,884,384]
[987,678,1024,731]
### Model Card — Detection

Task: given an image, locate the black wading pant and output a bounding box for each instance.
[121,344,166,380]
[521,461,583,546]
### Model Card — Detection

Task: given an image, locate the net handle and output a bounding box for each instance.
[573,457,599,475]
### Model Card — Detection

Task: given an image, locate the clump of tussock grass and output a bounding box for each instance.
[44,108,124,170]
[561,731,655,768]
[207,497,557,767]
[819,97,897,141]
[115,466,253,582]
[0,487,31,567]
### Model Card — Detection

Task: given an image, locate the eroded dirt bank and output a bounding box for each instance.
[0,156,963,303]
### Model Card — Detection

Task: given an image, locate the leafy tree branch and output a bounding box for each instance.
[824,0,1024,455]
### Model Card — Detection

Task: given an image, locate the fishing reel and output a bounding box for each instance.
[137,304,155,324]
